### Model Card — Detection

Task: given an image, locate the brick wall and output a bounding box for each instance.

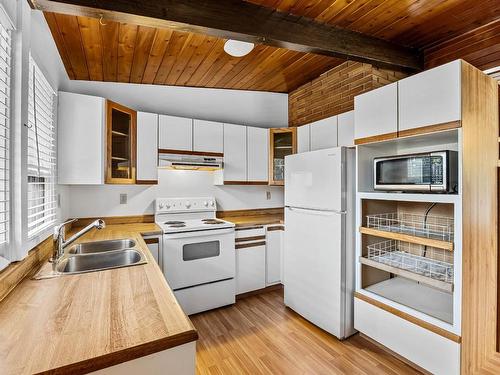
[288,61,407,127]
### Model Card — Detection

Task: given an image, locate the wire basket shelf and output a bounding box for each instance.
[364,240,454,285]
[366,212,454,242]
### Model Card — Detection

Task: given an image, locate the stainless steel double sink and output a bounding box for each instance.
[55,239,147,275]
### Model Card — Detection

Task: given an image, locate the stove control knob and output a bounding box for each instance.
[204,201,208,207]
[159,202,164,209]
[210,201,215,207]
[185,201,191,208]
[165,204,171,209]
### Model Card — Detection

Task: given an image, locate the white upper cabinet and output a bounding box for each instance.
[136,112,158,182]
[58,92,106,184]
[398,60,461,132]
[311,116,338,151]
[247,126,269,182]
[223,123,247,181]
[354,82,398,141]
[297,124,310,153]
[158,115,192,151]
[338,111,355,147]
[193,119,223,153]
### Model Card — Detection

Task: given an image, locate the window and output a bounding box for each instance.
[0,19,10,249]
[27,56,56,238]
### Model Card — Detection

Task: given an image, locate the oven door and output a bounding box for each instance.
[374,154,433,191]
[162,228,235,290]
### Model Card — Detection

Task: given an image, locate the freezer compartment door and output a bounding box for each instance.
[285,147,345,211]
[284,206,345,338]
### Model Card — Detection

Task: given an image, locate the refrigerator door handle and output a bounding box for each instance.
[287,206,346,215]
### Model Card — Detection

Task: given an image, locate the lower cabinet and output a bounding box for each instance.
[236,243,266,294]
[266,225,284,285]
[235,224,284,295]
[354,296,460,375]
[142,235,161,268]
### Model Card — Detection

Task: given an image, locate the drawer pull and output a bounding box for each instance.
[267,225,284,231]
[235,241,266,249]
[235,235,265,243]
[235,225,264,231]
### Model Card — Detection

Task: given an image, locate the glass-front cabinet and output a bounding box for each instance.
[269,128,296,186]
[106,100,137,184]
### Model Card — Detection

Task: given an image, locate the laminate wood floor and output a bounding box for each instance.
[191,289,422,375]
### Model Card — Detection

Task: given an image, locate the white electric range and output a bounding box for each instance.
[155,197,236,315]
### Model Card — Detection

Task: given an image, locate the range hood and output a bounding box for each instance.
[158,153,223,171]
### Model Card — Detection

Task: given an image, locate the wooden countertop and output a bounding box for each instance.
[222,214,284,227]
[0,223,197,375]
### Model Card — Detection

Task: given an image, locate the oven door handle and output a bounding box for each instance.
[163,227,235,239]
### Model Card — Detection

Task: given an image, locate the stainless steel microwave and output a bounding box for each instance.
[373,151,458,193]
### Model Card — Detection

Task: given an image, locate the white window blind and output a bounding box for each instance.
[0,21,10,247]
[27,56,56,238]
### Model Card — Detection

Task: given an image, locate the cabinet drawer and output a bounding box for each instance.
[354,297,460,375]
[235,226,265,239]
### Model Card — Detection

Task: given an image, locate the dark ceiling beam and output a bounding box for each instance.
[31,0,423,72]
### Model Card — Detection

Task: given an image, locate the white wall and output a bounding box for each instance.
[66,170,284,218]
[63,80,288,128]
[30,11,68,91]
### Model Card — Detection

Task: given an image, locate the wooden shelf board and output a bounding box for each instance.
[111,130,129,137]
[359,256,453,293]
[359,226,454,251]
[111,156,129,161]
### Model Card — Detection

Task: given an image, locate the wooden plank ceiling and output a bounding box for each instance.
[248,0,500,49]
[44,0,500,92]
[44,12,344,93]
[425,19,500,72]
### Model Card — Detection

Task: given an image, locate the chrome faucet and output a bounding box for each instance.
[52,218,106,270]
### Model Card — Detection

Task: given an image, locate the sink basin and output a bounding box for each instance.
[56,249,146,274]
[68,239,137,254]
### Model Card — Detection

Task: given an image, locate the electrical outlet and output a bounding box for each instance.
[266,191,271,200]
[120,193,127,204]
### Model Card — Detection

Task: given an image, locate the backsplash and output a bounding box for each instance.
[63,169,284,218]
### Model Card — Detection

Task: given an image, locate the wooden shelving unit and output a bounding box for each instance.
[269,128,296,186]
[359,226,454,251]
[106,100,137,184]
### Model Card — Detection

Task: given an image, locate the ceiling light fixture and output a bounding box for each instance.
[224,40,254,57]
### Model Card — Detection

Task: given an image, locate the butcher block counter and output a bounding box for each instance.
[217,207,284,228]
[0,223,197,375]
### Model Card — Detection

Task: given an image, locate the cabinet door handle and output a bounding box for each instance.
[235,241,266,249]
[235,235,266,243]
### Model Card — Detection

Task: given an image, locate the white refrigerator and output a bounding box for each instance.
[284,146,356,339]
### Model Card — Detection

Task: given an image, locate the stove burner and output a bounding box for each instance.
[168,223,186,228]
[202,219,224,225]
[164,221,185,225]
